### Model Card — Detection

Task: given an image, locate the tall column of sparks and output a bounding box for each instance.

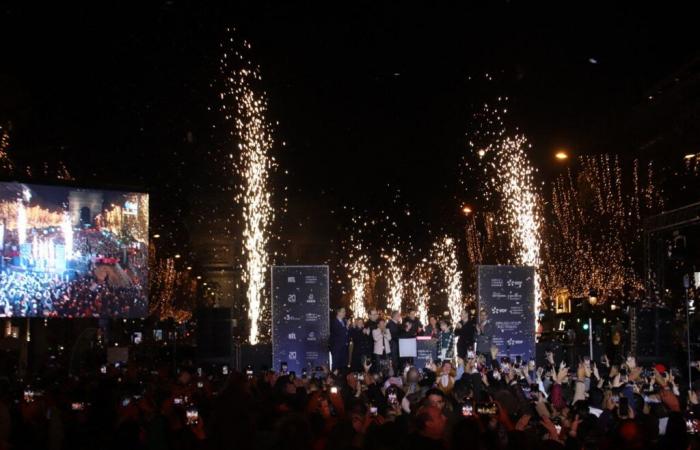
[409,262,431,327]
[434,237,463,323]
[494,136,542,327]
[61,212,73,260]
[17,200,26,246]
[349,256,369,319]
[384,251,404,313]
[222,36,275,345]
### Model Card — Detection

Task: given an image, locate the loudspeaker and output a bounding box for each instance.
[196,307,232,360]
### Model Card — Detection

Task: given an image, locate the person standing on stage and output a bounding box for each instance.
[423,316,439,338]
[349,317,374,372]
[329,307,350,370]
[387,310,402,371]
[366,308,380,331]
[437,319,455,362]
[476,309,494,363]
[372,318,392,374]
[454,309,475,361]
[404,308,423,336]
[348,317,366,371]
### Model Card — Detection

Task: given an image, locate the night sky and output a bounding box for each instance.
[1,2,698,262]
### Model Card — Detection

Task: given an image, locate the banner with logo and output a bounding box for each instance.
[415,337,437,369]
[477,265,536,361]
[271,266,330,373]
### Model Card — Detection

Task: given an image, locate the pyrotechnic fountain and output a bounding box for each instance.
[62,212,73,260]
[384,250,404,313]
[221,32,276,345]
[409,262,431,327]
[17,200,26,246]
[349,254,369,319]
[434,236,463,325]
[465,102,543,329]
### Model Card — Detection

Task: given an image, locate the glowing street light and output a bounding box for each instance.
[462,206,473,216]
[555,150,569,161]
[684,153,696,160]
[153,234,161,239]
[174,254,181,259]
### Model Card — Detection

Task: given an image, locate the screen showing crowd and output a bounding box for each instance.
[0,182,148,318]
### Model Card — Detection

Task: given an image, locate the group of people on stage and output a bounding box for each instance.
[330,307,496,374]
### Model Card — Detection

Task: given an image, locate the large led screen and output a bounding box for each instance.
[0,182,148,318]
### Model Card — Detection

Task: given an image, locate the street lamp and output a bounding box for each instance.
[462,206,473,216]
[586,289,598,359]
[555,150,569,161]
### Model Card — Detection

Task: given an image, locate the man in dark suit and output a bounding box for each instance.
[330,307,350,370]
[454,309,476,361]
[404,308,423,336]
[366,308,380,331]
[387,310,402,373]
[476,309,495,364]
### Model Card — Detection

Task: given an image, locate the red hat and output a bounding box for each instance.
[654,364,667,374]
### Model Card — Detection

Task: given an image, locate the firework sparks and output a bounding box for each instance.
[349,254,369,319]
[434,236,463,323]
[384,250,404,313]
[61,212,73,259]
[221,32,276,345]
[465,101,543,328]
[17,200,26,246]
[409,262,431,327]
[495,135,543,324]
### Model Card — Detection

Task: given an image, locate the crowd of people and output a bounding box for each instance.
[0,229,147,318]
[0,337,698,450]
[0,269,147,318]
[330,307,495,374]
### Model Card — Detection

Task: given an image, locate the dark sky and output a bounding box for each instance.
[1,2,697,261]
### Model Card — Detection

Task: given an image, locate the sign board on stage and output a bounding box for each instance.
[477,265,536,361]
[398,338,417,357]
[415,337,436,368]
[271,266,330,374]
